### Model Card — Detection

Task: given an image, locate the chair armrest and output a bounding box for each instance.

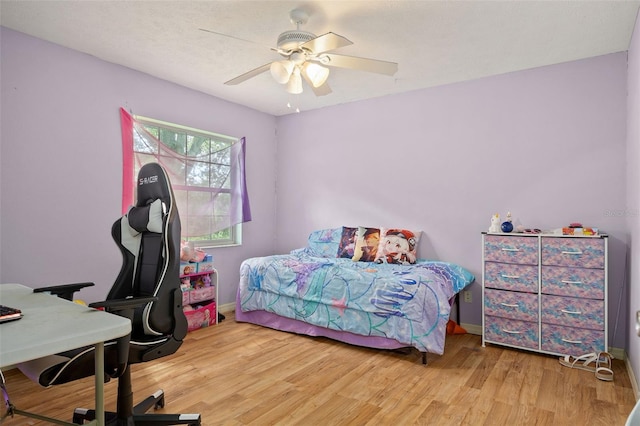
[89,296,158,318]
[33,282,95,301]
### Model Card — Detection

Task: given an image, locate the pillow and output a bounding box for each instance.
[374,228,421,265]
[127,199,164,234]
[306,228,342,258]
[336,226,358,258]
[351,226,381,262]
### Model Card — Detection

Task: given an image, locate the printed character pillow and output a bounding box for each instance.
[374,228,421,265]
[351,226,381,262]
[336,226,358,258]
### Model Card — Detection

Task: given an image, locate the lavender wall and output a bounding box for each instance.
[0,28,278,305]
[0,27,633,355]
[627,10,640,394]
[275,53,629,349]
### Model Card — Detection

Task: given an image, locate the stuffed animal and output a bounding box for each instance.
[202,274,211,287]
[180,240,206,262]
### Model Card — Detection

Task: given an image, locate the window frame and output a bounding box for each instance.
[133,115,242,248]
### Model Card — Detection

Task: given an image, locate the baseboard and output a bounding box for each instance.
[610,347,626,361]
[461,323,482,335]
[626,353,640,401]
[219,302,235,314]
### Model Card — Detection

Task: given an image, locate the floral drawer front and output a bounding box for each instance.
[484,316,539,350]
[541,266,604,299]
[484,235,538,265]
[541,323,605,356]
[484,289,538,322]
[484,262,538,292]
[541,295,604,330]
[541,237,605,269]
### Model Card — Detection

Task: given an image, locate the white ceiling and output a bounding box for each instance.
[1,1,639,116]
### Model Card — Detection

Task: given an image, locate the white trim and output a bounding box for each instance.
[626,352,640,401]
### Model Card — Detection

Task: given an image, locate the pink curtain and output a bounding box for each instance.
[119,107,251,237]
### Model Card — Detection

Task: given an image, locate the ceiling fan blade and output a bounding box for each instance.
[321,53,398,76]
[199,28,278,52]
[300,68,332,96]
[225,63,272,85]
[300,32,352,54]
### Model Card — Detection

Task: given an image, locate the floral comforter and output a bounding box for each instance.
[238,250,474,354]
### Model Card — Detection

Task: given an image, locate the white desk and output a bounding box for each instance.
[0,283,131,425]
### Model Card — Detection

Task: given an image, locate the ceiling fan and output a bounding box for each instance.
[200,9,398,96]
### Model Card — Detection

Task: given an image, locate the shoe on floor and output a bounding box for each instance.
[595,352,614,382]
[559,352,598,372]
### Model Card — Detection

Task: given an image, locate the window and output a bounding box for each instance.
[125,113,247,247]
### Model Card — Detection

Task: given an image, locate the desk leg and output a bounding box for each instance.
[94,342,105,426]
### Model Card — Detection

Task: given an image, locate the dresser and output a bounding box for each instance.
[482,233,608,356]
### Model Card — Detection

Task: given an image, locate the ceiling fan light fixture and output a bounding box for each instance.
[304,62,330,88]
[270,60,294,84]
[286,67,303,94]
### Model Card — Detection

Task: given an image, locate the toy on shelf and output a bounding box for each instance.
[488,213,501,233]
[193,276,205,289]
[180,277,191,290]
[180,240,206,263]
[202,274,211,287]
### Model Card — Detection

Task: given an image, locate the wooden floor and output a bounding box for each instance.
[2,311,637,425]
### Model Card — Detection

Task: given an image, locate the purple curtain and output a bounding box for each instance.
[121,108,251,237]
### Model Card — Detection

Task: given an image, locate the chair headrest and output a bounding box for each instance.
[136,163,173,209]
[127,199,164,234]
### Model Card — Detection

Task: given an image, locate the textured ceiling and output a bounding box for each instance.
[1,1,639,116]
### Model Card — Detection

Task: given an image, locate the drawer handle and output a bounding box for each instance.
[561,338,583,344]
[561,309,582,315]
[502,329,522,334]
[562,250,583,255]
[501,274,521,279]
[500,303,519,308]
[561,280,583,285]
[501,248,520,252]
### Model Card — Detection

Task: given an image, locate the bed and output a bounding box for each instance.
[235,227,475,363]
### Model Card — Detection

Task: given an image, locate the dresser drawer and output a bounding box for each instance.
[541,237,605,269]
[541,294,604,330]
[541,266,604,299]
[541,323,605,356]
[484,262,538,292]
[484,289,538,322]
[484,235,538,265]
[484,316,539,350]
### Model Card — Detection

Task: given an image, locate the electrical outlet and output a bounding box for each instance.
[463,290,472,303]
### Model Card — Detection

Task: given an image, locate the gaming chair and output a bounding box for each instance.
[17,163,201,425]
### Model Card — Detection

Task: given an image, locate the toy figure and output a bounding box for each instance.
[489,213,501,233]
[193,276,205,289]
[180,277,191,290]
[202,274,211,287]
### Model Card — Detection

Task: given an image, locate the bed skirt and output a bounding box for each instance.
[234,289,408,351]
